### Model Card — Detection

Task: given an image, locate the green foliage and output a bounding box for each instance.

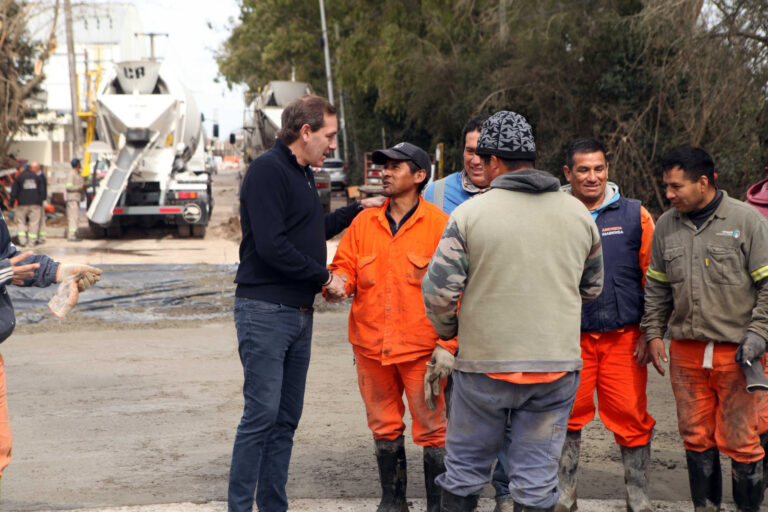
[218,0,768,210]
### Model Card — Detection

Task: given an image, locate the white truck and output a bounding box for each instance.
[86,60,212,238]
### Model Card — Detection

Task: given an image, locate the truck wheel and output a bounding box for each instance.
[106,221,123,238]
[89,221,106,239]
[177,223,191,238]
[192,224,206,238]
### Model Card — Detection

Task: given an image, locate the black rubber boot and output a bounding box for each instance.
[620,443,653,511]
[513,502,555,511]
[375,436,409,512]
[423,446,445,512]
[760,432,768,491]
[554,429,581,512]
[440,489,479,511]
[685,448,722,511]
[732,459,764,512]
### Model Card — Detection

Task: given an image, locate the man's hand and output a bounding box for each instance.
[9,251,40,285]
[424,345,455,410]
[324,272,347,302]
[633,333,648,365]
[735,331,767,366]
[360,196,386,209]
[647,337,668,376]
[48,263,102,319]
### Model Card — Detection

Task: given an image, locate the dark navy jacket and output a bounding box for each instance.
[235,139,361,308]
[0,212,59,343]
[581,197,645,332]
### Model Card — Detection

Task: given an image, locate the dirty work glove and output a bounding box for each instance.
[735,331,767,365]
[48,264,102,319]
[424,345,455,411]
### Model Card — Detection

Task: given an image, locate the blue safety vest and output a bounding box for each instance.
[581,197,645,332]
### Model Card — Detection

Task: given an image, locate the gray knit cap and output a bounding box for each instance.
[476,111,536,161]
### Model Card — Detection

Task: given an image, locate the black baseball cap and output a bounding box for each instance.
[371,142,431,173]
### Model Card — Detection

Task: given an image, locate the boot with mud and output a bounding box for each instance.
[732,459,764,512]
[441,489,479,511]
[375,436,409,512]
[620,443,653,512]
[423,445,445,512]
[686,448,722,512]
[554,429,581,512]
[513,502,555,512]
[494,495,515,512]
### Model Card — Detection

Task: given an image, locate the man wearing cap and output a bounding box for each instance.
[328,142,452,512]
[643,146,768,511]
[229,95,384,512]
[66,159,85,242]
[553,138,656,512]
[10,162,44,248]
[424,115,490,214]
[422,111,603,511]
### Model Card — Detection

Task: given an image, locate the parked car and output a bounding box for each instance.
[320,158,348,191]
[313,168,332,213]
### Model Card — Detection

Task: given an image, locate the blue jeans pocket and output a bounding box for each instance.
[548,423,567,461]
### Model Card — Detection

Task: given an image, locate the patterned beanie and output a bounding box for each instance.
[475,111,536,161]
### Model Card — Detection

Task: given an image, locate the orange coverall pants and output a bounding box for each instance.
[353,347,446,448]
[670,339,763,463]
[568,327,655,446]
[0,354,11,476]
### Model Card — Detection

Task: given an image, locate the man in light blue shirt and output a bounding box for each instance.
[423,115,489,214]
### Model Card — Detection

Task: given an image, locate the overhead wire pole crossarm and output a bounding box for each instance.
[134,32,169,61]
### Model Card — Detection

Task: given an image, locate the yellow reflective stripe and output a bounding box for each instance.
[751,265,768,282]
[646,267,669,283]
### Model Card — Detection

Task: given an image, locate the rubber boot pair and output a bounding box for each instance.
[555,430,652,512]
[732,459,764,512]
[375,437,408,512]
[686,448,722,512]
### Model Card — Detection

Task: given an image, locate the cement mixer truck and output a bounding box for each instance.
[86,60,212,238]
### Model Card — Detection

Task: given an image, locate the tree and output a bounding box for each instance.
[217,0,768,211]
[0,0,60,166]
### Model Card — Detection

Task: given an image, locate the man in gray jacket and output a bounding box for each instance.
[422,111,603,511]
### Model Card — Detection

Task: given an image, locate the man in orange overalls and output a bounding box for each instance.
[328,142,454,512]
[556,139,656,512]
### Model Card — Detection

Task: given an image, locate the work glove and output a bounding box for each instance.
[735,331,767,365]
[424,345,455,411]
[48,264,102,319]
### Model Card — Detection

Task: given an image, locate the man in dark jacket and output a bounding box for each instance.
[0,206,100,490]
[10,162,45,247]
[228,95,383,512]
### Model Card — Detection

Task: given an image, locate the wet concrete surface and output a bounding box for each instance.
[10,264,238,327]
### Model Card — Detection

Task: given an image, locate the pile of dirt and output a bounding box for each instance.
[211,215,242,243]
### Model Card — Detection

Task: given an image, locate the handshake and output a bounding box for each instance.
[324,271,348,303]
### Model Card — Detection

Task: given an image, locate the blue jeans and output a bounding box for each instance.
[437,371,579,508]
[228,297,314,512]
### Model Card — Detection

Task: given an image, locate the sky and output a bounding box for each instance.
[99,0,246,139]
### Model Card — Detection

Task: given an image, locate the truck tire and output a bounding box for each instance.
[106,221,123,239]
[192,224,206,238]
[89,221,106,239]
[177,223,191,238]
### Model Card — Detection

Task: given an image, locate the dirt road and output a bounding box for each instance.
[0,168,747,510]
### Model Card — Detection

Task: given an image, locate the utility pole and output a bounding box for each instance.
[64,0,82,154]
[318,0,334,106]
[334,22,349,164]
[134,32,169,61]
